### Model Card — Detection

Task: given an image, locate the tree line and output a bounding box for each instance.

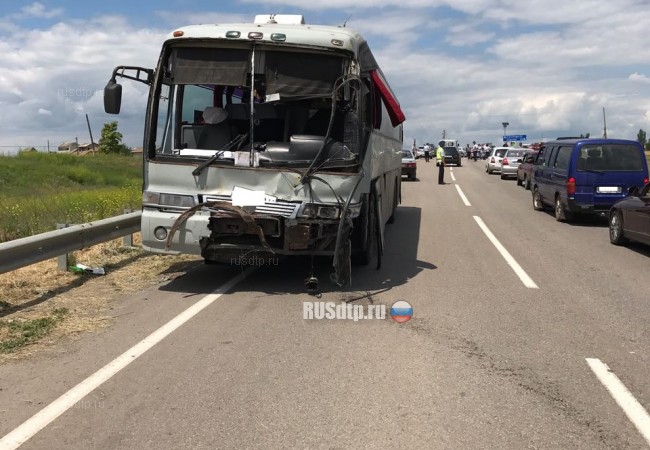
[637,129,650,150]
[98,121,132,155]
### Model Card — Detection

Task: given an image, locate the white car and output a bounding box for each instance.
[485,147,509,174]
[499,148,527,179]
[401,150,417,180]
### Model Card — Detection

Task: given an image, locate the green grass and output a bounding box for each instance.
[0,152,142,242]
[0,308,68,353]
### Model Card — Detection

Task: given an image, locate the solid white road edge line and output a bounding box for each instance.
[455,185,471,206]
[0,269,252,450]
[586,358,650,446]
[473,216,539,289]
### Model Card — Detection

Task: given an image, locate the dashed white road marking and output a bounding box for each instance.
[586,358,650,446]
[473,216,539,289]
[455,185,471,206]
[0,270,251,450]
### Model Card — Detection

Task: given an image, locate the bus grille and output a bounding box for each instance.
[203,195,299,218]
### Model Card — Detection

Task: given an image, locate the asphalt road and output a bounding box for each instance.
[1,158,649,449]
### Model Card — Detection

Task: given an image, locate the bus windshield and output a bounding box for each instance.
[153,45,361,169]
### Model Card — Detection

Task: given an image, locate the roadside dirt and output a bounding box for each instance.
[0,233,201,363]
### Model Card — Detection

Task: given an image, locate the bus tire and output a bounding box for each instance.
[353,193,380,268]
[387,178,398,224]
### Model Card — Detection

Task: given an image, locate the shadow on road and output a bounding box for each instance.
[158,206,436,297]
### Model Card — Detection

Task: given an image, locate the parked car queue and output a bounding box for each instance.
[483,138,650,248]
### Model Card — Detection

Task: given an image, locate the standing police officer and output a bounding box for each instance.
[436,143,446,184]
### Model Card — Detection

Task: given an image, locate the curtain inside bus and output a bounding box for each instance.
[169,48,250,85]
[263,51,344,98]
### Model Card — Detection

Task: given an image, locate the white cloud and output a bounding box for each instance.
[0,15,165,150]
[2,1,650,151]
[240,0,445,9]
[155,11,250,26]
[20,2,64,19]
[629,73,650,84]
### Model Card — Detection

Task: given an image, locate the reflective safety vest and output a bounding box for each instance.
[436,147,444,162]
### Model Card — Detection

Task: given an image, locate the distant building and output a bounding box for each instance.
[77,143,99,153]
[58,141,78,152]
[57,141,99,155]
[131,147,144,157]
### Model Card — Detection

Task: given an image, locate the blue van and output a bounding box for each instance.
[531,138,649,221]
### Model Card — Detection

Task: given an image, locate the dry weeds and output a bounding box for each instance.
[0,233,201,362]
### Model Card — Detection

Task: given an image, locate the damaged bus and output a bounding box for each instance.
[103,14,405,287]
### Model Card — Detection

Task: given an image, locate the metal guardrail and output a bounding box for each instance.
[0,211,142,275]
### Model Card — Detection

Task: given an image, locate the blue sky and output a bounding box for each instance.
[1,0,650,153]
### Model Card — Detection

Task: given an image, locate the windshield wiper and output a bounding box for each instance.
[192,133,248,176]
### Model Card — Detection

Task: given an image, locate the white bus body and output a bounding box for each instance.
[104,14,405,286]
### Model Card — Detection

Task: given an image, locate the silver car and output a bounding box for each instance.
[485,147,508,174]
[499,149,527,179]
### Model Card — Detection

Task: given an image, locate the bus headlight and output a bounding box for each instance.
[301,204,319,218]
[143,191,196,208]
[299,203,361,219]
[318,206,339,219]
[347,203,361,218]
[299,203,339,219]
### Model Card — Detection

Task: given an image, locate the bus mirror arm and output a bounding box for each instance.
[104,65,155,114]
[110,65,154,86]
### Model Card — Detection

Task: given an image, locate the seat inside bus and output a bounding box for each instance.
[196,107,232,150]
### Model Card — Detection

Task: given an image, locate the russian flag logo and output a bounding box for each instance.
[390,301,413,323]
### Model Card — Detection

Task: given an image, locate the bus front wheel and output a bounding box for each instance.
[353,193,381,269]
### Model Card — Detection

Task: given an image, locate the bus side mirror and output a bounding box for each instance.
[104,80,122,114]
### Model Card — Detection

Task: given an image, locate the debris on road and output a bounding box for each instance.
[68,263,105,275]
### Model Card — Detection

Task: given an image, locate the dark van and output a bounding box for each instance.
[531,139,649,222]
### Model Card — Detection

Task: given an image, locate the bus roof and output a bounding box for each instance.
[165,19,380,72]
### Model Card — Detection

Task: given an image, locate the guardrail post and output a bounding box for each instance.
[57,223,70,271]
[123,209,134,247]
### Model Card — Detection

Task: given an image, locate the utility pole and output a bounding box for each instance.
[86,114,96,154]
[602,107,607,138]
